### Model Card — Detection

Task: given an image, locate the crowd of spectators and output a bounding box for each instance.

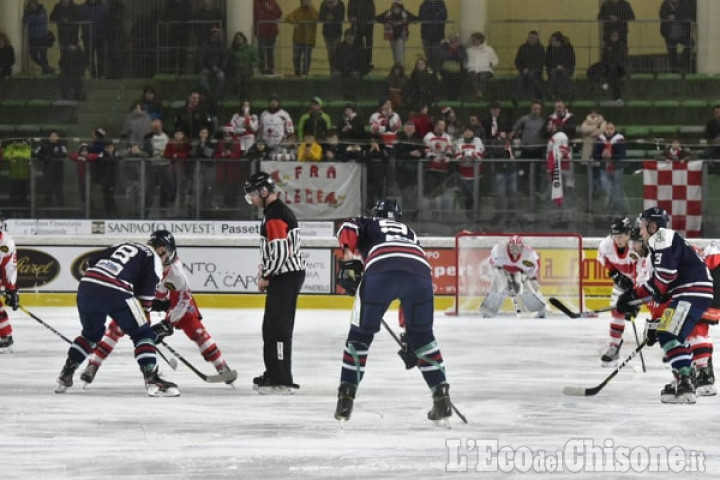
[0,0,706,221]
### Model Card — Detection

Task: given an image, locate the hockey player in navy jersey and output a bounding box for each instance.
[55,241,180,397]
[333,199,453,423]
[616,206,714,403]
[78,230,236,386]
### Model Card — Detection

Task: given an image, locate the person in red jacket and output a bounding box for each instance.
[253,0,283,75]
[163,130,192,214]
[214,126,244,207]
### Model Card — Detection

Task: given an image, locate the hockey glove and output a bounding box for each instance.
[397,332,417,369]
[4,289,18,311]
[151,298,171,312]
[151,320,174,343]
[616,289,641,317]
[644,319,660,346]
[643,281,669,304]
[609,270,634,291]
[337,259,363,296]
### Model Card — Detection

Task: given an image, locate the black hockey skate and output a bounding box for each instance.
[0,335,13,353]
[696,359,716,397]
[334,382,357,421]
[601,340,623,367]
[55,359,80,393]
[428,383,453,422]
[80,363,99,385]
[143,367,180,397]
[660,371,696,404]
[253,375,299,395]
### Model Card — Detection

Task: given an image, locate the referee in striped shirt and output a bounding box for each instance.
[245,171,306,393]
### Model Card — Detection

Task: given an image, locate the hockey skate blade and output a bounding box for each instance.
[55,383,70,394]
[0,346,13,354]
[256,385,296,395]
[432,418,452,430]
[146,385,180,397]
[563,386,588,396]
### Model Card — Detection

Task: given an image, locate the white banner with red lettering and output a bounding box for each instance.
[643,160,702,237]
[260,161,362,219]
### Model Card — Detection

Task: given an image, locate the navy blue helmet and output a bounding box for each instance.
[371,199,402,221]
[148,229,177,265]
[639,206,669,229]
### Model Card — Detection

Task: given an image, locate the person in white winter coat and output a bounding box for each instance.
[465,32,499,98]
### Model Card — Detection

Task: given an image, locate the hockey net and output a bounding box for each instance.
[449,232,584,316]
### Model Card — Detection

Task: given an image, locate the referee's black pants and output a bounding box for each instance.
[263,270,306,386]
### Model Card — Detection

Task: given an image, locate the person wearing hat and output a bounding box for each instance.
[297,96,332,141]
[244,172,306,394]
[259,94,295,149]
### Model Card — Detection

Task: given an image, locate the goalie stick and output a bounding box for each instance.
[380,319,468,424]
[563,341,647,396]
[549,296,652,319]
[160,340,237,384]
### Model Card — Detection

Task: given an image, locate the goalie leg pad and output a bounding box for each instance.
[479,292,505,317]
[518,291,546,313]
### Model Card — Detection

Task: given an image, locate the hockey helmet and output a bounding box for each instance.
[639,206,669,229]
[507,235,524,260]
[148,229,177,265]
[371,199,402,221]
[610,216,632,235]
[244,171,275,195]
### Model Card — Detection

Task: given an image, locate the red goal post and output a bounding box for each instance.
[449,232,584,316]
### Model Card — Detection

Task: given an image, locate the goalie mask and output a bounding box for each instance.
[148,229,177,265]
[371,199,402,221]
[507,235,524,261]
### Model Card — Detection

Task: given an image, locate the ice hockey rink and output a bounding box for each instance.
[3,307,719,479]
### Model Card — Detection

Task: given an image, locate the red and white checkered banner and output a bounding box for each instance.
[643,160,703,238]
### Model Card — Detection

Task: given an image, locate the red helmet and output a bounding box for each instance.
[507,235,524,261]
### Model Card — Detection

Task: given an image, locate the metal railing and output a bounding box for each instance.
[2,138,719,237]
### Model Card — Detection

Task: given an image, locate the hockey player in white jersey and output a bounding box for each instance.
[597,216,638,366]
[479,235,547,317]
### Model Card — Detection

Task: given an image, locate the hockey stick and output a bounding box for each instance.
[19,305,179,370]
[159,340,237,384]
[549,296,652,319]
[563,340,647,396]
[380,319,468,424]
[628,316,647,373]
[19,305,73,343]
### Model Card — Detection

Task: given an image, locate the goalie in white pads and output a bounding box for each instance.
[479,235,547,317]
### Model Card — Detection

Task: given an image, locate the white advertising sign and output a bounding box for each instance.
[15,246,333,294]
[5,220,334,238]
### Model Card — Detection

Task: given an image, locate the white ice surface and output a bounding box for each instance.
[2,308,719,479]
